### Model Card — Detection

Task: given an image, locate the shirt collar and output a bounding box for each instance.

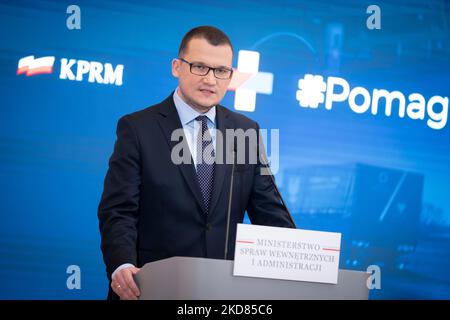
[173,87,216,126]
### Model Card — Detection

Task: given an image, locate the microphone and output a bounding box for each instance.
[224,143,236,260]
[260,150,297,228]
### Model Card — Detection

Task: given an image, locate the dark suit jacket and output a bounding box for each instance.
[98,93,295,299]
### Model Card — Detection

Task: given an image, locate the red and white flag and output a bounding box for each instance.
[17,55,56,76]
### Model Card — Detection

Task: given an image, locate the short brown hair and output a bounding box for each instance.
[178,26,234,56]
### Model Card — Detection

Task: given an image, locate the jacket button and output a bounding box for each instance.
[206,223,212,231]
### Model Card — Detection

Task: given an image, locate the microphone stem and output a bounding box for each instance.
[224,151,235,260]
[261,151,297,228]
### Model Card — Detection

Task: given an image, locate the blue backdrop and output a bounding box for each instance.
[1,0,449,299]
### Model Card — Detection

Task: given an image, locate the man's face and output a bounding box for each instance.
[172,37,233,113]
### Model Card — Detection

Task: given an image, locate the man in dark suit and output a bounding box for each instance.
[98,26,296,300]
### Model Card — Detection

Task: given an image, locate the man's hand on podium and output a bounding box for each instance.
[111,266,141,300]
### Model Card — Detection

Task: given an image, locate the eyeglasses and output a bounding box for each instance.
[177,58,233,80]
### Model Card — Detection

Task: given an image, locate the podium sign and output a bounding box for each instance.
[233,224,341,284]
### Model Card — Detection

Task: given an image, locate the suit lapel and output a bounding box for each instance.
[208,105,233,217]
[156,95,207,214]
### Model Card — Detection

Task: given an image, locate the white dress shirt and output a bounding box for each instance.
[173,87,216,168]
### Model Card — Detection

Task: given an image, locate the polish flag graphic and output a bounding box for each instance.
[17,55,55,76]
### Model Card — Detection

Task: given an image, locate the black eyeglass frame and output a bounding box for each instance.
[177,57,234,79]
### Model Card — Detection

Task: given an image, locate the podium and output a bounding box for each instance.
[134,256,369,300]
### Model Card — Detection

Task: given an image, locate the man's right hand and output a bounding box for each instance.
[111,266,141,300]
